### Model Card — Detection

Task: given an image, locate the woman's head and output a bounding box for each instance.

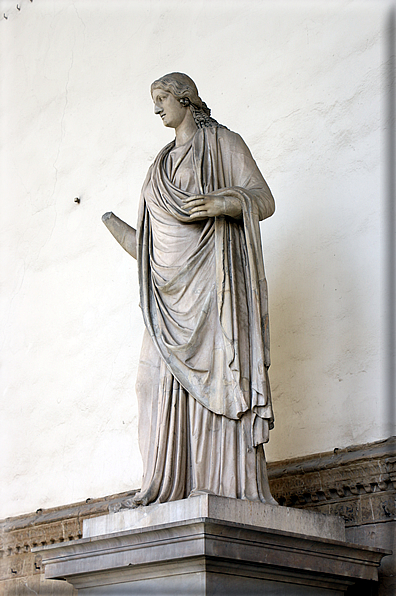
[151,72,224,129]
[151,73,201,107]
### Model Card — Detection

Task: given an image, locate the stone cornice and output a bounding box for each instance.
[267,436,396,526]
[268,436,395,479]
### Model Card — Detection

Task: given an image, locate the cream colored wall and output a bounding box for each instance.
[1,0,394,518]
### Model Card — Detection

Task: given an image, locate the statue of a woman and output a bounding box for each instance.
[103,72,276,506]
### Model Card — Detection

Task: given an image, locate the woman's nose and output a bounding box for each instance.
[154,104,162,114]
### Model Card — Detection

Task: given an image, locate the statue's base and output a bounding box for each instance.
[34,495,387,595]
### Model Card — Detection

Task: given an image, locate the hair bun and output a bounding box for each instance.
[200,100,211,117]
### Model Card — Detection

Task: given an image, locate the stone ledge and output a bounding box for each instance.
[82,494,345,541]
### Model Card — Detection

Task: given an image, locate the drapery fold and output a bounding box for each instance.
[134,127,276,505]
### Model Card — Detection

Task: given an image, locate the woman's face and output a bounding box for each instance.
[152,89,187,129]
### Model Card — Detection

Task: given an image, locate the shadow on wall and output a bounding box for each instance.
[266,200,375,457]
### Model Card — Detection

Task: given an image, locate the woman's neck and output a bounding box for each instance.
[174,110,198,147]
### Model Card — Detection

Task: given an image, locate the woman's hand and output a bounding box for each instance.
[183,194,242,221]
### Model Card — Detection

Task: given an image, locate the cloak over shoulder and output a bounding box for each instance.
[137,127,274,445]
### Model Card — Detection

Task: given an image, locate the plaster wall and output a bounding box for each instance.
[0,0,394,518]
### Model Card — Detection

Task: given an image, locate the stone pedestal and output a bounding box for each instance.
[34,495,388,595]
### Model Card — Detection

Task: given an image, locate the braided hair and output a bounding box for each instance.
[151,72,226,129]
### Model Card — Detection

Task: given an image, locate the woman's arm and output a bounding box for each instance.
[102,212,137,260]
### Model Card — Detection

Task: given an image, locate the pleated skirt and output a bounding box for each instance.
[133,329,276,506]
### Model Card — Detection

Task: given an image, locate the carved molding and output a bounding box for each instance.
[0,489,137,586]
[267,436,396,526]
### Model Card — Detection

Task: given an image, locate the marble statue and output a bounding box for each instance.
[103,72,276,507]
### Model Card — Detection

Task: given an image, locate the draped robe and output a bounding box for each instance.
[134,126,276,505]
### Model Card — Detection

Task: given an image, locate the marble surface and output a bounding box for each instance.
[83,494,345,541]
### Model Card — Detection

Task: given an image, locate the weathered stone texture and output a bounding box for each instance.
[0,491,136,595]
[267,437,395,527]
